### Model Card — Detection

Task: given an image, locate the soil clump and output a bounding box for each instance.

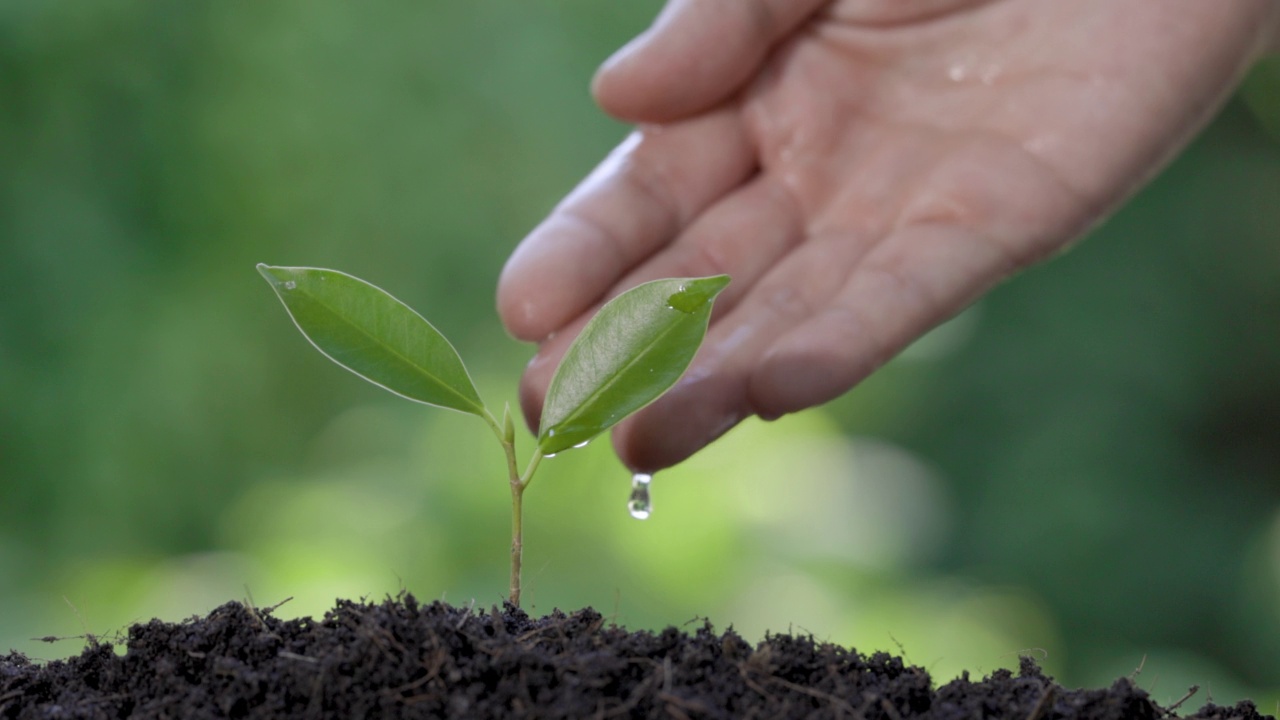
[1,595,1270,719]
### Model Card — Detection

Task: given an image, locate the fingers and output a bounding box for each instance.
[750,223,1009,418]
[517,314,589,435]
[608,220,1025,472]
[609,174,806,311]
[515,174,806,437]
[608,150,1086,471]
[497,107,754,342]
[593,0,830,123]
[608,229,872,471]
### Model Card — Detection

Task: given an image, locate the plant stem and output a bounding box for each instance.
[482,408,542,608]
[509,480,524,607]
[509,449,543,607]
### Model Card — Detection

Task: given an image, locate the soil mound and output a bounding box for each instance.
[1,595,1269,719]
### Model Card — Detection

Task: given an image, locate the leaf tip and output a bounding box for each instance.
[257,264,304,294]
[666,274,731,314]
[257,263,280,285]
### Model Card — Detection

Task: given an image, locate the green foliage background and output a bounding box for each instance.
[3,1,1279,708]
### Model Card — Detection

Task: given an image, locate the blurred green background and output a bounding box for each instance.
[3,1,1279,709]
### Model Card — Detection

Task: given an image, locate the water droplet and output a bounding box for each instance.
[572,440,589,449]
[283,281,297,290]
[665,277,728,314]
[628,473,652,520]
[544,452,557,459]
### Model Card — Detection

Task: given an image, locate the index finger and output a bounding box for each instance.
[497,106,754,342]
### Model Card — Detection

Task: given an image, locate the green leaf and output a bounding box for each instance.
[257,264,485,416]
[538,275,730,455]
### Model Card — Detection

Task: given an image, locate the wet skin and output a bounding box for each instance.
[498,0,1280,472]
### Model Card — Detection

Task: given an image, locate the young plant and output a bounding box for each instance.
[256,264,728,607]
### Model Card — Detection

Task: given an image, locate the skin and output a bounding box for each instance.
[497,0,1280,472]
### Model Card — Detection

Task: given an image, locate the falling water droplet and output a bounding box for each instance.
[283,281,297,290]
[628,473,652,520]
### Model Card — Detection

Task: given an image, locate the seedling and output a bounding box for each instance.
[257,265,728,606]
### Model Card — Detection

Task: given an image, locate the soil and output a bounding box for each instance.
[0,595,1270,719]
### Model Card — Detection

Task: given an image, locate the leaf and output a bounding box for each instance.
[257,264,485,416]
[538,275,730,455]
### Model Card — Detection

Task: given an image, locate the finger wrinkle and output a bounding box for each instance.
[749,304,878,419]
[554,208,638,283]
[863,254,939,322]
[615,146,687,231]
[688,234,733,279]
[826,0,1001,28]
[763,173,808,245]
[762,285,818,327]
[666,173,802,297]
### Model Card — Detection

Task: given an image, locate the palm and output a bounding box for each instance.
[499,0,1278,471]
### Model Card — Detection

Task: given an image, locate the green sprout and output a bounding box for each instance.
[256,264,729,607]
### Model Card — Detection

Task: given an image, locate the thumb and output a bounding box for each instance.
[593,0,830,123]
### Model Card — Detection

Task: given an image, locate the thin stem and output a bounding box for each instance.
[519,449,544,490]
[482,407,539,607]
[480,407,508,452]
[482,407,520,491]
[508,448,544,607]
[510,480,524,607]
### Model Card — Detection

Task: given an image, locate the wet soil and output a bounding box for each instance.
[1,595,1270,719]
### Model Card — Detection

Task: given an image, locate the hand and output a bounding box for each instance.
[498,0,1280,472]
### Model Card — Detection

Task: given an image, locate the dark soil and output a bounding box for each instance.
[0,595,1270,719]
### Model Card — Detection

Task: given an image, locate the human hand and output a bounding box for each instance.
[498,0,1280,472]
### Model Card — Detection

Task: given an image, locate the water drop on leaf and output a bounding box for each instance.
[666,281,721,314]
